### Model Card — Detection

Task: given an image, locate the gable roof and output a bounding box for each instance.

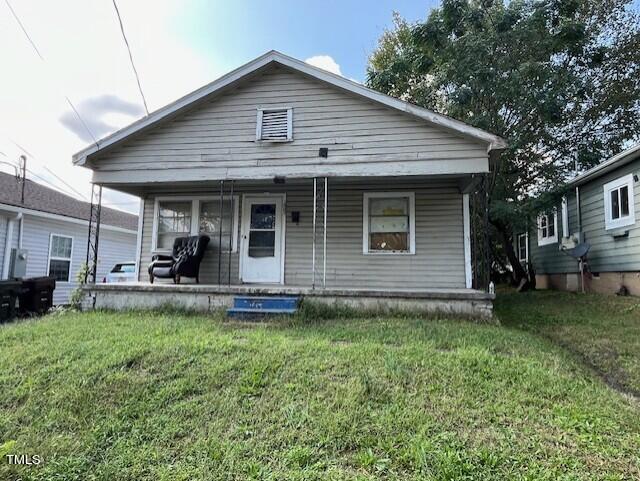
[73,50,507,166]
[569,143,640,186]
[0,172,138,231]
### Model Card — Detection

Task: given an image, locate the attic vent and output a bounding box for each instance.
[256,107,293,141]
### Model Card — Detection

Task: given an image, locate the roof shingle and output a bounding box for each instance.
[0,172,138,230]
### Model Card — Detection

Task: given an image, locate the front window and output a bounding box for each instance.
[604,174,635,230]
[153,197,238,252]
[157,201,192,249]
[199,199,237,251]
[537,211,558,246]
[48,234,73,282]
[363,193,415,254]
[517,233,528,263]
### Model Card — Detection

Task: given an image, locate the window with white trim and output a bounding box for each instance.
[256,107,293,141]
[537,210,558,246]
[153,197,239,252]
[363,192,415,254]
[517,232,528,263]
[604,174,635,230]
[48,234,73,282]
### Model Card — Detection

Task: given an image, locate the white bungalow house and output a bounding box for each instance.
[74,51,505,318]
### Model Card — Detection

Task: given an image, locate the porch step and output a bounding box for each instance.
[227,296,300,318]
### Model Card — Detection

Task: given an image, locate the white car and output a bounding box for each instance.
[104,262,136,283]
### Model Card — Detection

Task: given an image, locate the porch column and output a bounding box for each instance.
[85,183,102,284]
[311,177,328,289]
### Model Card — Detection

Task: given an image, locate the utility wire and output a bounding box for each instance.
[111,0,149,115]
[10,139,89,201]
[4,0,44,60]
[25,168,81,199]
[4,0,99,147]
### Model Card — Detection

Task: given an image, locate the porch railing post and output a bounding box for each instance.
[218,180,224,285]
[227,180,234,286]
[312,177,317,289]
[323,177,327,288]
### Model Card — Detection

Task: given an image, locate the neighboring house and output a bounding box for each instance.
[0,172,138,304]
[517,143,640,295]
[73,51,506,318]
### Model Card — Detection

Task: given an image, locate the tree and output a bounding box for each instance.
[367,0,640,286]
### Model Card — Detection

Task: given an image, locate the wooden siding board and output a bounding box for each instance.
[91,65,488,182]
[138,178,466,289]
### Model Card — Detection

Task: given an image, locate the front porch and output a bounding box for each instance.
[82,282,495,319]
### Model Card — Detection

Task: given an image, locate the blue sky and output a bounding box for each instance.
[173,0,438,82]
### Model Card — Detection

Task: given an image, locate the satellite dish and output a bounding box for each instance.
[562,242,590,259]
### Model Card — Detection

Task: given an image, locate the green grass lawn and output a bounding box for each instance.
[497,289,640,397]
[1,301,639,480]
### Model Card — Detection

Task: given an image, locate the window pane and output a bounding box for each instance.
[49,259,70,281]
[250,204,276,229]
[51,236,72,258]
[611,190,620,219]
[620,186,629,217]
[199,200,234,247]
[158,201,192,234]
[369,215,409,233]
[548,221,554,237]
[370,233,408,251]
[248,231,275,257]
[369,197,408,216]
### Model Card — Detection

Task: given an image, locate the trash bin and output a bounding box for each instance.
[19,276,56,315]
[0,280,22,322]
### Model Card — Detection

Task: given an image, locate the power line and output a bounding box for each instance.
[111,0,149,115]
[10,139,89,201]
[4,0,44,60]
[4,0,99,147]
[25,168,81,199]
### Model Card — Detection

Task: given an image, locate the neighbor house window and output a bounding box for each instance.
[517,232,528,263]
[48,234,73,282]
[156,200,192,250]
[256,107,293,141]
[561,196,569,238]
[604,174,635,230]
[153,197,239,252]
[363,192,415,254]
[537,210,558,246]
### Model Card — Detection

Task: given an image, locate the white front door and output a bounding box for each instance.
[240,195,285,283]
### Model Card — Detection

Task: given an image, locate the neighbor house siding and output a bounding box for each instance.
[91,65,488,183]
[0,215,8,272]
[531,158,640,276]
[19,215,136,305]
[139,177,466,289]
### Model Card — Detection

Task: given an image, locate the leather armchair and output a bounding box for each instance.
[148,235,210,284]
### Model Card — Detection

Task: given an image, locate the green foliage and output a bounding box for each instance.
[0,307,639,479]
[368,0,640,248]
[69,262,90,310]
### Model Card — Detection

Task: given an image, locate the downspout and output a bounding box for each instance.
[2,212,22,279]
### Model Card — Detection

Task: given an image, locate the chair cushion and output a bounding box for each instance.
[151,266,173,279]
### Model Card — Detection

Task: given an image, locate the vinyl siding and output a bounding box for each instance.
[139,177,466,289]
[0,215,8,272]
[91,64,488,183]
[529,158,640,274]
[18,215,136,304]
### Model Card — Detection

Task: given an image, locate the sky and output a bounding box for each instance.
[0,0,438,213]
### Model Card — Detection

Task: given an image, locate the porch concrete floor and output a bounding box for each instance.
[87,282,494,301]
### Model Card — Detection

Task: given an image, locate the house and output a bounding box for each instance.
[0,172,138,304]
[517,143,640,295]
[73,51,506,318]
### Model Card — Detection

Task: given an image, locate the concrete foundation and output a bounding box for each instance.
[536,271,640,296]
[81,283,495,320]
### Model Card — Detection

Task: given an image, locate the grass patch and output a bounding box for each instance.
[496,289,640,397]
[0,308,638,479]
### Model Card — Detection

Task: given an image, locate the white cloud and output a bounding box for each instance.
[305,55,343,76]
